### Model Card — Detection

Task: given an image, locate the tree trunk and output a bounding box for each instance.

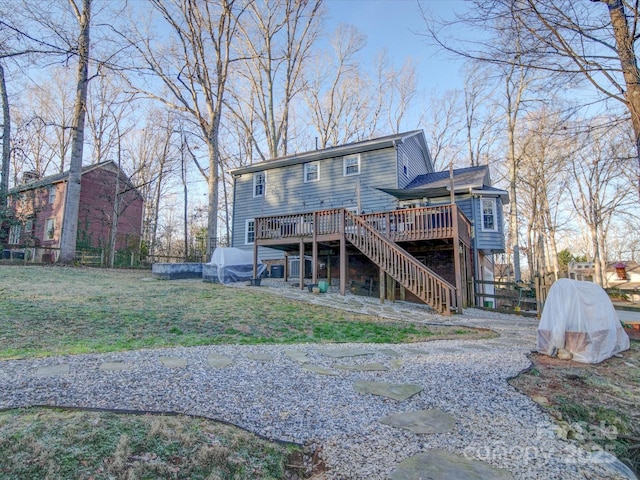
[0,63,10,197]
[59,0,91,264]
[603,0,640,194]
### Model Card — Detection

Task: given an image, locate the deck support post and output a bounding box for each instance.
[379,267,386,303]
[387,274,396,302]
[339,235,346,296]
[284,252,289,282]
[253,240,258,279]
[299,239,305,290]
[312,233,318,285]
[452,205,464,312]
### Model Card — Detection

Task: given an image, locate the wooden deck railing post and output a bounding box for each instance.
[452,204,463,311]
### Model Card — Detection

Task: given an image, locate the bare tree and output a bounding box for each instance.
[0,63,9,196]
[124,0,245,256]
[569,122,636,285]
[230,0,323,160]
[422,0,640,191]
[59,0,92,263]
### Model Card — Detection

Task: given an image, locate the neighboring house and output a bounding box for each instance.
[4,161,144,263]
[230,130,508,314]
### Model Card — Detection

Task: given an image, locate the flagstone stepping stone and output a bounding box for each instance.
[335,362,388,372]
[388,449,514,480]
[302,364,340,376]
[319,347,375,358]
[379,409,456,434]
[284,350,310,363]
[353,381,423,401]
[378,348,402,358]
[207,354,233,368]
[159,356,187,368]
[246,353,275,361]
[402,347,430,355]
[36,364,70,377]
[99,361,130,372]
[390,359,403,369]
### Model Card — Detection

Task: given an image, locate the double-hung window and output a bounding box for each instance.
[343,154,360,176]
[45,218,56,240]
[8,224,21,244]
[304,162,319,183]
[253,172,266,197]
[48,186,56,204]
[481,198,497,232]
[245,219,255,245]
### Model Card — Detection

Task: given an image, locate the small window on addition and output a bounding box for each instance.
[45,218,56,240]
[481,198,497,232]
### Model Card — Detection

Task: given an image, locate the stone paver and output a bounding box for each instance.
[36,364,69,377]
[99,361,130,372]
[284,350,310,363]
[379,408,457,434]
[334,362,388,372]
[158,356,187,368]
[388,449,514,480]
[353,380,424,401]
[302,364,340,376]
[207,354,233,368]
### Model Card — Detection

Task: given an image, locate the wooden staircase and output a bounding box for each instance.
[343,210,456,315]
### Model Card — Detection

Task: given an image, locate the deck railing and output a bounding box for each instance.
[256,205,471,244]
[344,210,456,314]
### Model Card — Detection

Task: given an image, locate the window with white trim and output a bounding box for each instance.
[45,217,56,240]
[8,224,21,244]
[245,219,255,245]
[25,218,33,233]
[48,186,56,204]
[481,198,497,231]
[253,172,266,197]
[343,154,360,176]
[304,162,319,183]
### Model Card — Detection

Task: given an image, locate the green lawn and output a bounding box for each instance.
[0,265,490,359]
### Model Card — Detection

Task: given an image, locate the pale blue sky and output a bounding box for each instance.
[324,0,467,92]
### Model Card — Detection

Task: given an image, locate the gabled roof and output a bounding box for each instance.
[406,165,489,189]
[8,161,141,199]
[378,165,509,202]
[230,130,428,176]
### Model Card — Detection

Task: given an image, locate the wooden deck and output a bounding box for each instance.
[253,205,471,314]
[255,205,471,246]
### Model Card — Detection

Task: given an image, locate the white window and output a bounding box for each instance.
[48,186,56,204]
[481,198,497,231]
[253,172,266,197]
[8,224,21,244]
[343,154,360,176]
[245,219,255,245]
[45,218,56,240]
[25,218,33,233]
[304,162,319,183]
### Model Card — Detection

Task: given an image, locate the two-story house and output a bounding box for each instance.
[5,161,144,263]
[230,130,507,314]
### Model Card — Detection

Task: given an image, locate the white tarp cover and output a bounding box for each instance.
[537,278,629,364]
[208,247,266,284]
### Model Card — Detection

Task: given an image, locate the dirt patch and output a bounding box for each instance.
[509,339,640,475]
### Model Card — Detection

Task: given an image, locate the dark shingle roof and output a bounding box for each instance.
[406,165,488,189]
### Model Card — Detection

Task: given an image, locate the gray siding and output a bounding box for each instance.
[472,196,506,253]
[397,135,432,188]
[232,146,403,258]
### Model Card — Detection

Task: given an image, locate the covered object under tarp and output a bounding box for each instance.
[204,247,266,284]
[537,279,629,364]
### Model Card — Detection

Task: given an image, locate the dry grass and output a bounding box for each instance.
[0,408,303,480]
[0,265,493,359]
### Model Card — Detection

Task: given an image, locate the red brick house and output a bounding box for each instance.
[4,161,143,263]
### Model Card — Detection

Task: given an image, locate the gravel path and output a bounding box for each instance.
[0,281,632,479]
